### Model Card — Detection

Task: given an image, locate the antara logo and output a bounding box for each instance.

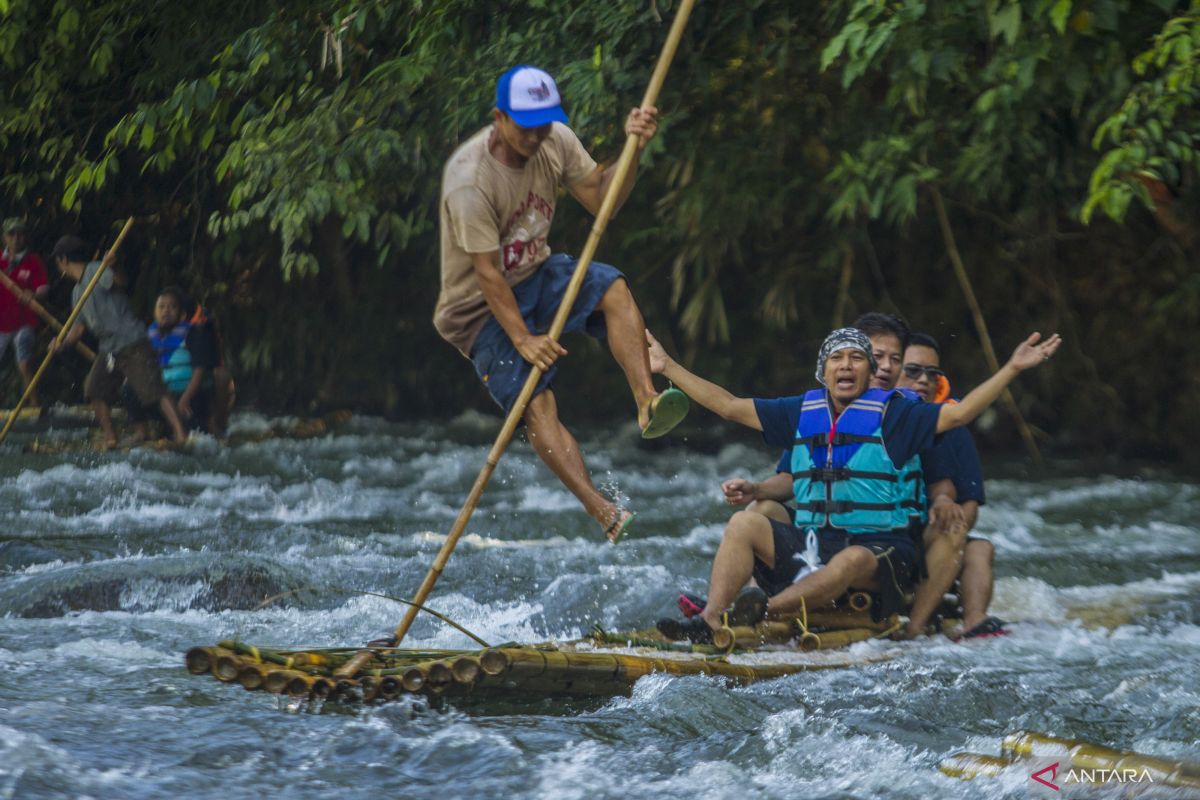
[528,81,551,102]
[1030,761,1156,790]
[1031,762,1059,790]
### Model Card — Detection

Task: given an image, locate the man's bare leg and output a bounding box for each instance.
[699,510,776,630]
[524,389,624,538]
[905,524,967,638]
[92,400,118,448]
[596,279,658,426]
[766,546,880,616]
[158,396,187,442]
[746,499,792,524]
[960,539,996,630]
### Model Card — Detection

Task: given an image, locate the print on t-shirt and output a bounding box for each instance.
[501,191,553,272]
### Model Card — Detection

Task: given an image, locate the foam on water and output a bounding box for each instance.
[2,417,1198,799]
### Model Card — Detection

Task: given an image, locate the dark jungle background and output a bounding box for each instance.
[1,0,1196,461]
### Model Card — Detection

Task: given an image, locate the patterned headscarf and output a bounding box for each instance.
[815,328,877,385]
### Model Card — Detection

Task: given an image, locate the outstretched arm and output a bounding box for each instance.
[646,329,761,430]
[936,332,1062,433]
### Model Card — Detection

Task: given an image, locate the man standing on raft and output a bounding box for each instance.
[435,65,688,542]
[647,327,1060,641]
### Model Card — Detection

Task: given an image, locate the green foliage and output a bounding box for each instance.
[1083,1,1199,222]
[0,0,1197,457]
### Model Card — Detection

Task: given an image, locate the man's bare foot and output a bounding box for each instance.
[638,387,689,439]
[102,436,119,450]
[603,509,635,544]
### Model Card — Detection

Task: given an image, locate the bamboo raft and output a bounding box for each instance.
[185,600,909,705]
[941,730,1200,792]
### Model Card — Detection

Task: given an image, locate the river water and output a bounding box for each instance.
[1,412,1198,799]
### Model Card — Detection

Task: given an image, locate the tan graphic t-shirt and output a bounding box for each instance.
[435,123,598,356]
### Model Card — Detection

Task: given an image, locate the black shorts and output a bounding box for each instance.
[754,520,918,599]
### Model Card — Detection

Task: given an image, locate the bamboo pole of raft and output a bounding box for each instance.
[0,269,96,361]
[929,188,1043,466]
[0,218,135,444]
[352,0,699,668]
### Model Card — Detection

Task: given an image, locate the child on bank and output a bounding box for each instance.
[128,286,216,439]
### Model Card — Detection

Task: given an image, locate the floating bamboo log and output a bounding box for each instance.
[938,753,1009,780]
[1001,731,1200,788]
[940,730,1200,791]
[185,646,222,675]
[238,663,272,691]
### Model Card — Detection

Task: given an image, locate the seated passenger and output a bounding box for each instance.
[646,325,1060,642]
[897,333,1004,640]
[129,287,216,438]
[189,301,235,439]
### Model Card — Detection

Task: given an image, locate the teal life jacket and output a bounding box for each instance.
[148,321,192,394]
[790,387,926,534]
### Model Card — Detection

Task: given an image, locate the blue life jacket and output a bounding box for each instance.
[148,321,192,394]
[790,387,926,534]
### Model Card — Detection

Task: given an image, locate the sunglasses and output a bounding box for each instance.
[902,363,946,380]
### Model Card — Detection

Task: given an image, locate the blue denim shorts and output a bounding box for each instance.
[0,325,35,364]
[470,254,624,414]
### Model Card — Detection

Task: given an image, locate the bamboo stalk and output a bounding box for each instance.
[0,218,135,444]
[213,653,245,682]
[263,668,310,694]
[381,0,699,656]
[847,592,872,613]
[450,656,481,685]
[929,188,1043,465]
[401,665,427,693]
[832,245,854,329]
[0,269,96,361]
[238,663,271,690]
[379,676,403,700]
[808,628,877,650]
[938,753,1011,780]
[359,675,382,703]
[185,646,221,675]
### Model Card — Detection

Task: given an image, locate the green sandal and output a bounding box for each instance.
[641,387,689,439]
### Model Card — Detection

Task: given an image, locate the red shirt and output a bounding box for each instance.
[0,251,48,332]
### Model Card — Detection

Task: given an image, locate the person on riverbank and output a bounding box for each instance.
[648,326,1060,642]
[0,218,49,405]
[188,302,235,439]
[128,286,217,439]
[897,333,1004,640]
[434,64,688,542]
[50,235,186,447]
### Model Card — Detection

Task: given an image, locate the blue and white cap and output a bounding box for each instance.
[496,65,569,129]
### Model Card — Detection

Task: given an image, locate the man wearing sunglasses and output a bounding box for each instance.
[897,334,1003,639]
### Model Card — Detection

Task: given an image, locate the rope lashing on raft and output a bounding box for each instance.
[250,585,492,648]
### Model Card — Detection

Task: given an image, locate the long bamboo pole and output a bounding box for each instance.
[0,269,96,361]
[0,218,135,444]
[362,0,698,666]
[929,188,1043,466]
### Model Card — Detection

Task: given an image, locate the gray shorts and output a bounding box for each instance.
[85,339,166,406]
[0,326,35,364]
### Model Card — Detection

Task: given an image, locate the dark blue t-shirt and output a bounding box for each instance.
[755,393,941,470]
[924,426,986,504]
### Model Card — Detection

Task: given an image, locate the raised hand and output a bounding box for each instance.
[625,106,659,150]
[645,329,670,374]
[1008,332,1063,371]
